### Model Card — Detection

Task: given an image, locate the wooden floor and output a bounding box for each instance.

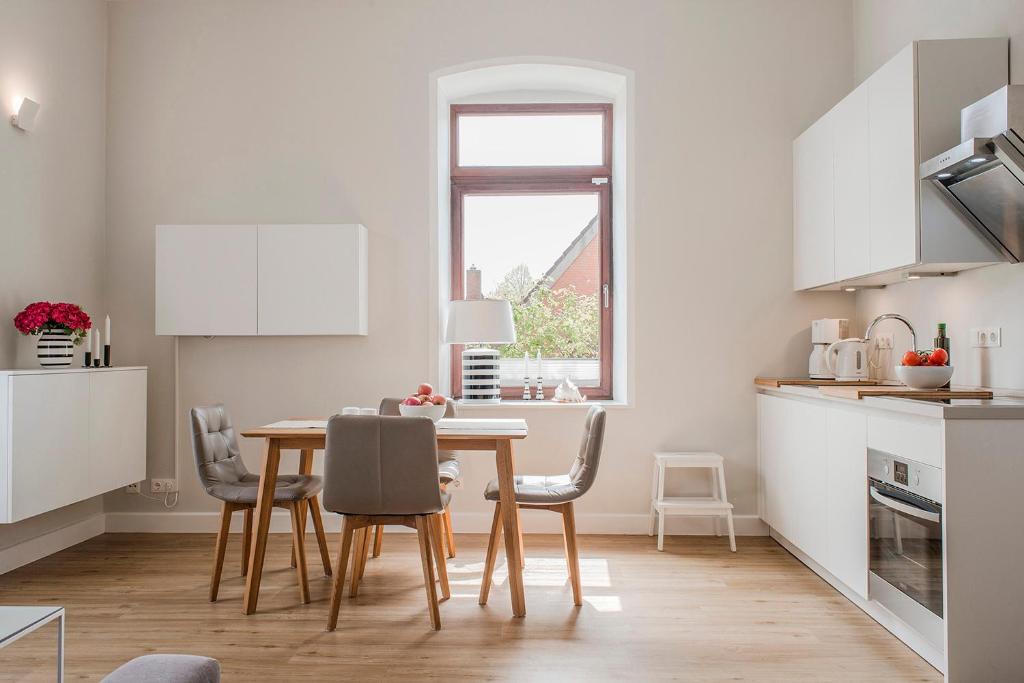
[0,533,939,682]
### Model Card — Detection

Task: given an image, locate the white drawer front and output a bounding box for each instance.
[867,413,943,468]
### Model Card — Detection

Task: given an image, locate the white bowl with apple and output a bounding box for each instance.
[896,348,953,389]
[398,383,449,422]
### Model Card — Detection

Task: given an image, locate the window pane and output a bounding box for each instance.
[457,114,604,167]
[463,193,602,387]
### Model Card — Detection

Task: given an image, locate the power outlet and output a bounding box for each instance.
[125,482,141,494]
[874,334,895,350]
[970,327,1002,348]
[151,479,178,493]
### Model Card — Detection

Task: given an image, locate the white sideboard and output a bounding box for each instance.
[0,367,147,524]
[155,223,368,336]
[792,38,1008,291]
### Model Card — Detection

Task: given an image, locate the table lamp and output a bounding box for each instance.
[445,299,516,403]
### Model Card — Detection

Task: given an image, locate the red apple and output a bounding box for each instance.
[402,397,422,406]
[418,394,431,403]
[417,383,434,397]
[430,395,446,406]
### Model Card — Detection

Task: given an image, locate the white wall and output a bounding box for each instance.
[0,0,109,551]
[100,0,856,531]
[853,0,1024,389]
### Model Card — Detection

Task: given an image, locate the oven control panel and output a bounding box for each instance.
[867,448,943,504]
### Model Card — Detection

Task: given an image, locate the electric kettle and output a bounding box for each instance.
[825,338,870,381]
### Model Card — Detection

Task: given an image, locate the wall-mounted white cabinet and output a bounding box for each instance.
[793,38,1008,291]
[156,224,368,336]
[0,367,147,524]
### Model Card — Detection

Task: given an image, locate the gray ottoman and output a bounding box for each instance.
[102,654,220,683]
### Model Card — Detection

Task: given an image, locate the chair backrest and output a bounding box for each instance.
[322,415,444,516]
[567,405,606,497]
[379,397,457,418]
[189,404,250,493]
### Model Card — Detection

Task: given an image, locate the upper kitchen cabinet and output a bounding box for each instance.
[156,224,368,336]
[793,115,835,289]
[793,38,1008,291]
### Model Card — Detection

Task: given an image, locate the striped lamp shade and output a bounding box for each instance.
[36,329,75,368]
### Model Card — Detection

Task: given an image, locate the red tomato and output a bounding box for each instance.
[928,348,948,366]
[902,350,922,366]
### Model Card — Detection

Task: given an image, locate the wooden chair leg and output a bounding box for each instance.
[479,503,502,606]
[241,507,252,577]
[371,524,383,558]
[358,526,371,579]
[428,513,450,600]
[210,502,234,602]
[516,504,525,568]
[415,516,441,631]
[289,502,311,604]
[309,496,333,575]
[349,528,371,597]
[560,502,582,606]
[442,505,456,559]
[327,516,355,631]
[291,500,308,569]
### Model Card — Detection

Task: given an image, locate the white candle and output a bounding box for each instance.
[84,329,91,352]
[104,315,111,346]
[93,329,101,358]
[523,352,530,379]
[535,350,542,379]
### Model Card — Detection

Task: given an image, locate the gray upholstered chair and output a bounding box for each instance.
[371,397,459,559]
[102,655,220,683]
[480,404,606,607]
[322,414,451,631]
[189,404,331,605]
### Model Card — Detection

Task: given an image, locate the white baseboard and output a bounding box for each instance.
[105,510,768,536]
[0,513,106,574]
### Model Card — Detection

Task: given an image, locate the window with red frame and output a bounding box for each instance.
[450,103,613,400]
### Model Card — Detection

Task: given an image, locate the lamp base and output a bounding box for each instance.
[461,347,502,403]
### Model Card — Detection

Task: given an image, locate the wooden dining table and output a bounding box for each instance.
[239,417,529,617]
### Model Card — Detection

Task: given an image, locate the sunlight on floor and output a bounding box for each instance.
[444,557,611,588]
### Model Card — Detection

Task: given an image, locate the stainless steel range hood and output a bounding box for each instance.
[921,86,1024,263]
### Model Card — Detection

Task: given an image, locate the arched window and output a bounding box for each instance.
[434,61,630,401]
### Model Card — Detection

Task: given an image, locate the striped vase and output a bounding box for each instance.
[36,328,75,368]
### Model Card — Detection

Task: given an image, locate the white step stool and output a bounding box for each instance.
[649,451,736,552]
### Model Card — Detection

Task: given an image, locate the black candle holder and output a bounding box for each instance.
[103,344,111,367]
[84,351,92,368]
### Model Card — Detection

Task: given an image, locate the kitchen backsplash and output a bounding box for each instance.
[856,261,1024,390]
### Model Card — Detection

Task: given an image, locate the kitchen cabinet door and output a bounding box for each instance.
[89,370,148,495]
[868,44,918,273]
[257,224,368,336]
[833,84,871,281]
[825,407,868,598]
[155,225,259,335]
[10,373,91,522]
[793,116,836,290]
[759,395,829,563]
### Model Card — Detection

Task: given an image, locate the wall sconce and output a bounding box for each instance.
[11,97,40,132]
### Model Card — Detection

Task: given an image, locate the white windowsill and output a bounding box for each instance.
[455,399,628,410]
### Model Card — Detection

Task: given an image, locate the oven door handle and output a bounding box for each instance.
[870,486,941,524]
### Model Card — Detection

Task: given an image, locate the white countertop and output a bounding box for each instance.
[757,384,1024,420]
[0,366,146,375]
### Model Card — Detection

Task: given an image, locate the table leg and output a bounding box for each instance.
[243,438,281,615]
[56,610,64,683]
[495,439,526,617]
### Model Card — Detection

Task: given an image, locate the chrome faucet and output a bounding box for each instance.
[865,313,917,352]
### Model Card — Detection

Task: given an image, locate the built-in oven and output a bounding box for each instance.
[867,448,944,650]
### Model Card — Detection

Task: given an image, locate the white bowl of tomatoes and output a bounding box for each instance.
[896,348,953,389]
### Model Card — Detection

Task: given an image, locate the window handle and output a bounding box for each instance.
[602,283,610,309]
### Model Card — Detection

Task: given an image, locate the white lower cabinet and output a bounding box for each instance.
[1,367,148,523]
[758,395,868,597]
[824,407,868,598]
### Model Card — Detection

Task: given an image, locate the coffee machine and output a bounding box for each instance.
[809,318,849,379]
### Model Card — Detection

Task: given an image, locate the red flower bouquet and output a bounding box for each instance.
[13,301,92,344]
